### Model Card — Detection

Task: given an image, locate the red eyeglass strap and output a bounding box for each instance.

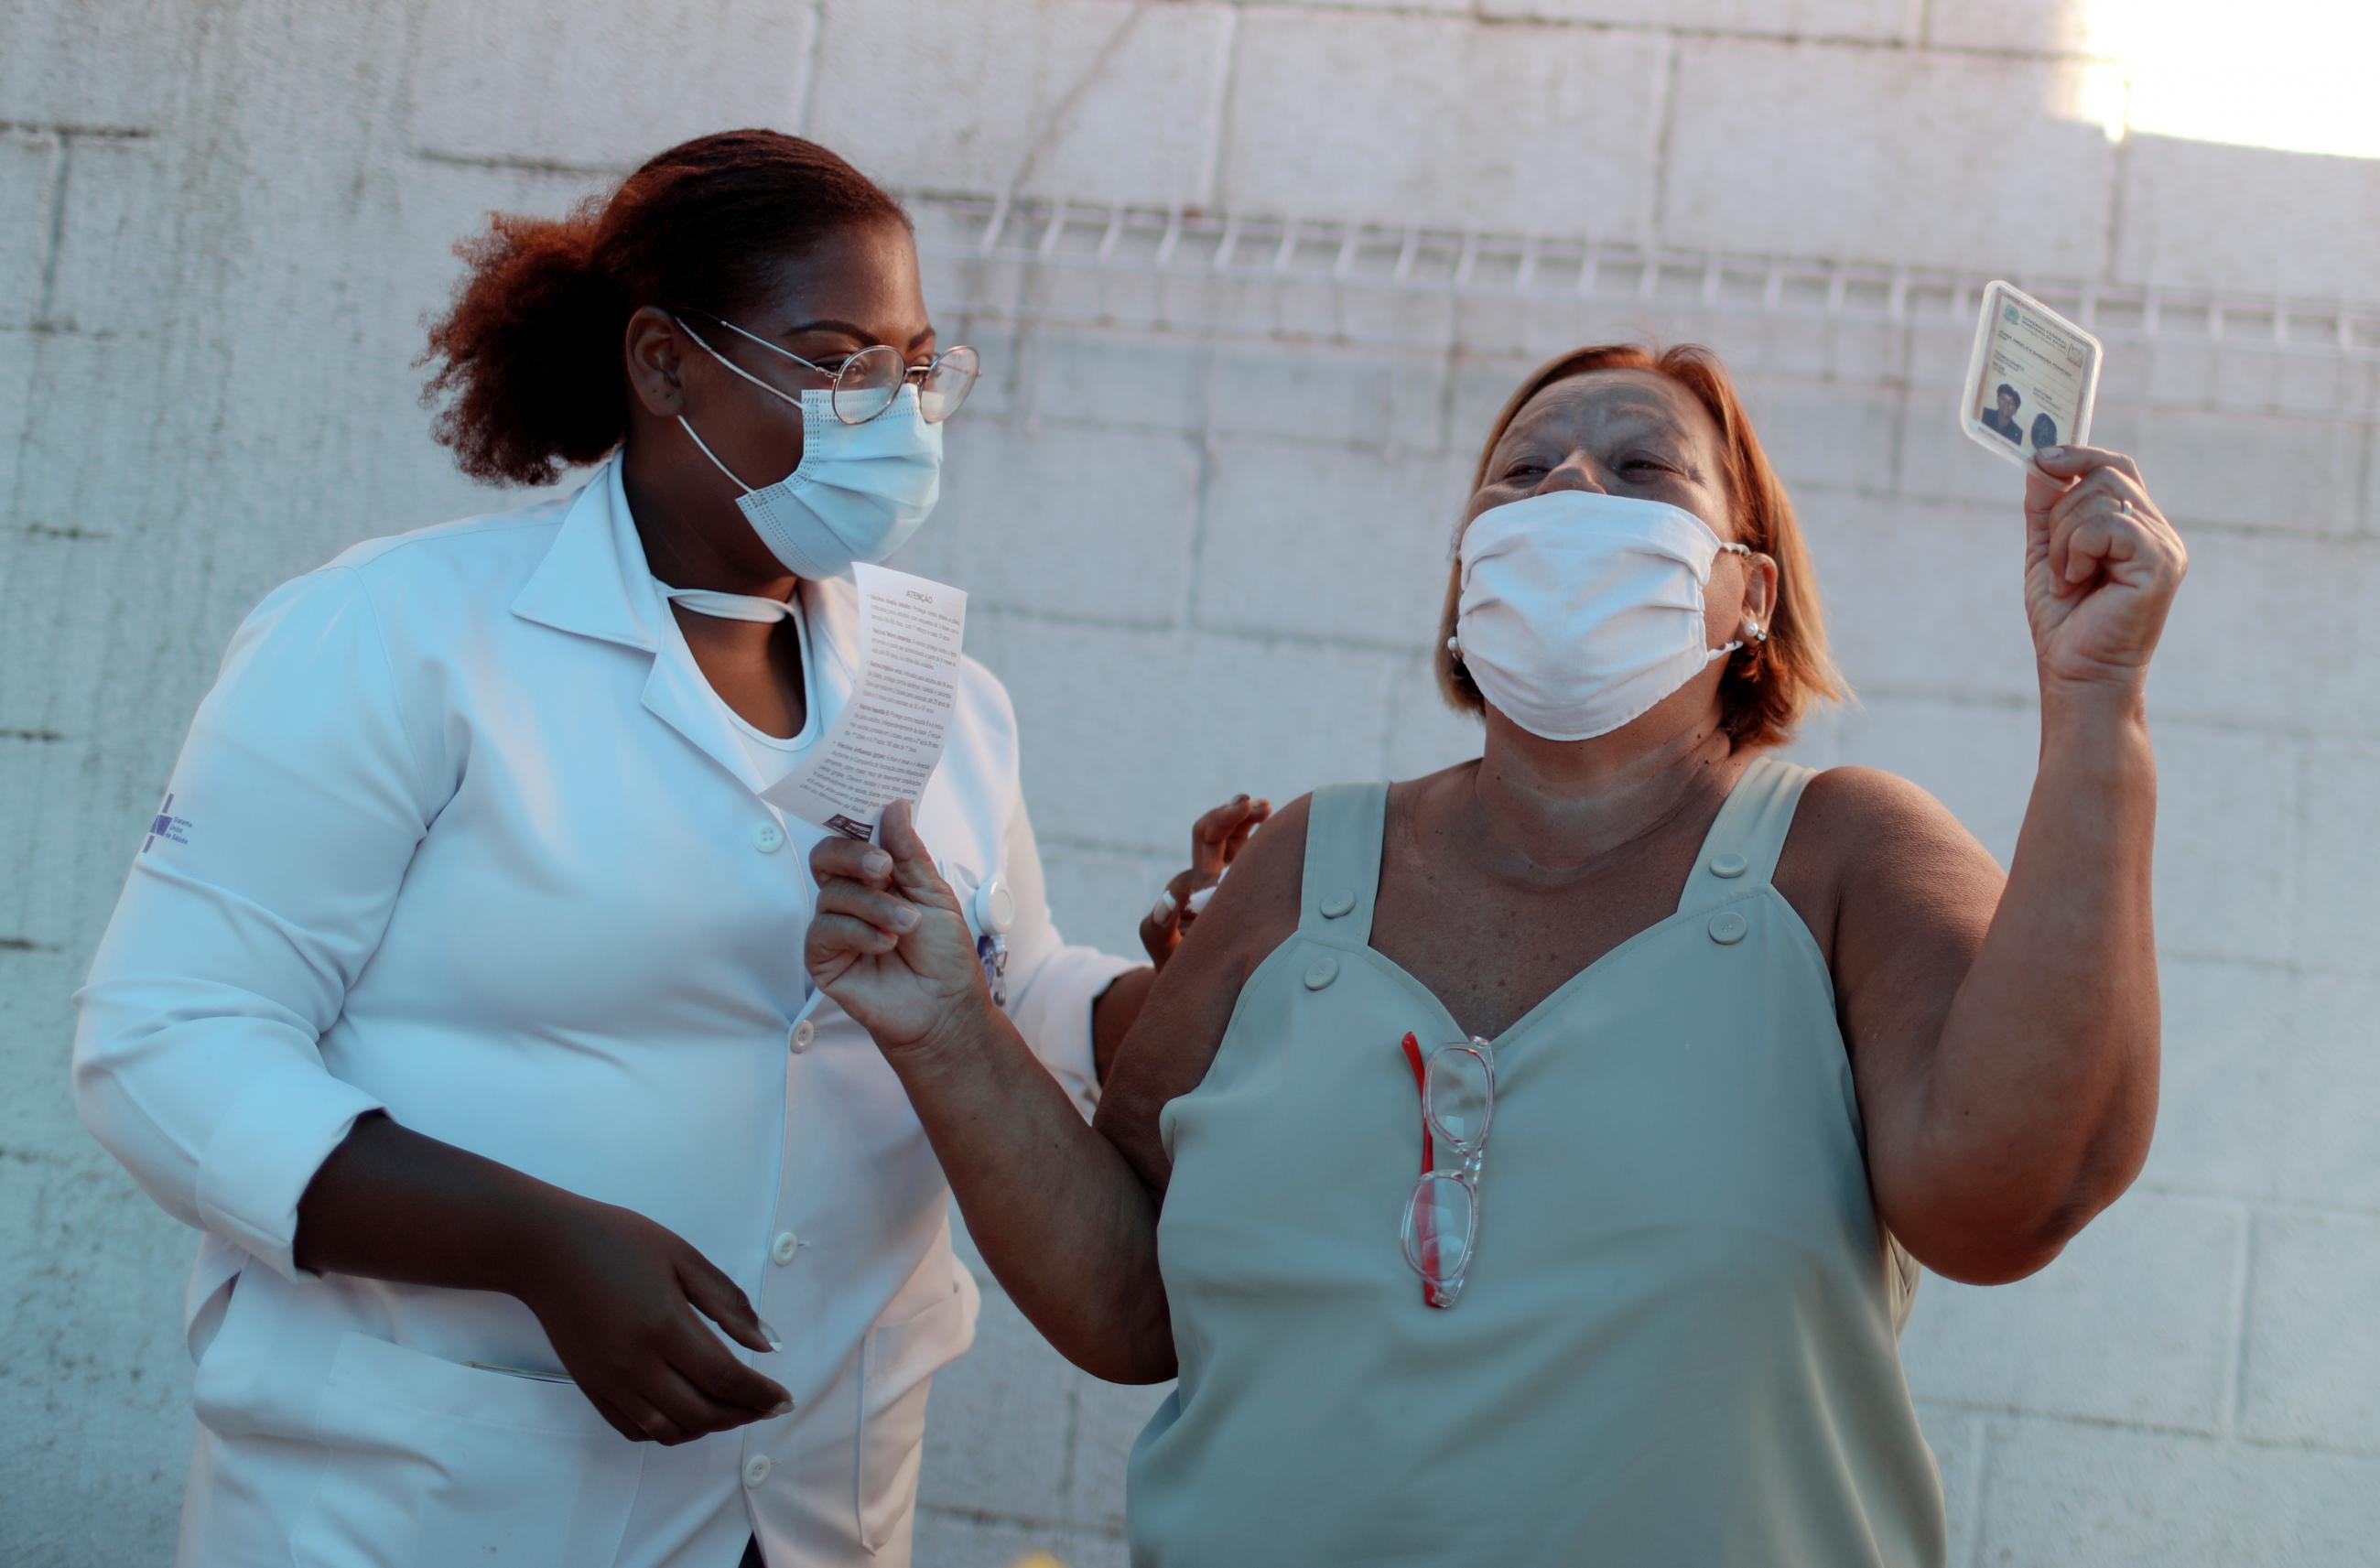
[1401,1032,1447,1309]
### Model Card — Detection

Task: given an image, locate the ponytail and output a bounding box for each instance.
[419,130,909,488]
[422,204,625,486]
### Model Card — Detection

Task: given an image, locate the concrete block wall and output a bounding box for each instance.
[5,1,2377,1563]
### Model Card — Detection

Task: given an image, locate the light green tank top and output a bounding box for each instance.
[1130,758,1945,1566]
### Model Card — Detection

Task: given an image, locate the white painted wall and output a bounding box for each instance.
[5,2,2378,1563]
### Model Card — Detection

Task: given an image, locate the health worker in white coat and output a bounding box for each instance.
[71,129,1267,1568]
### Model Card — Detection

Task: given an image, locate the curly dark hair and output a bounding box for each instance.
[420,129,909,487]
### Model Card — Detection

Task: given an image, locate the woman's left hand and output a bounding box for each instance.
[2022,446,2188,697]
[1140,795,1271,970]
[806,801,990,1058]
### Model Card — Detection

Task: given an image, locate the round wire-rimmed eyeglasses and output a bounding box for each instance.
[1400,1033,1497,1309]
[674,309,979,427]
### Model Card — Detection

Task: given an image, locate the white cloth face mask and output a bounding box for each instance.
[674,319,944,580]
[1450,489,1752,741]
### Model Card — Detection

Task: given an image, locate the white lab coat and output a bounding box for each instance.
[72,457,1134,1568]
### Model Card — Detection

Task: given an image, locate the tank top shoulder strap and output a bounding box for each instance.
[1674,753,1818,918]
[1298,782,1390,947]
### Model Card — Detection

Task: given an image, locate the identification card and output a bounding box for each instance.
[1959,280,2102,470]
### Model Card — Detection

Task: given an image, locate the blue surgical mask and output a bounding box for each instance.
[674,319,944,580]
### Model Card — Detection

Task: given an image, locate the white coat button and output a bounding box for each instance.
[771,1231,802,1266]
[752,821,785,854]
[789,1018,816,1054]
[1708,911,1748,945]
[1319,890,1356,919]
[743,1454,772,1488]
[1304,957,1339,990]
[1710,852,1748,879]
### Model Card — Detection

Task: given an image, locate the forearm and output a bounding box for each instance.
[1923,685,2161,1256]
[293,1111,575,1297]
[1091,966,1157,1083]
[895,1001,1174,1382]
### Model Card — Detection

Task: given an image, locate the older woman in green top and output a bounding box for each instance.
[801,342,2183,1566]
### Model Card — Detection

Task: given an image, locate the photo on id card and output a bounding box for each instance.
[1960,280,2101,470]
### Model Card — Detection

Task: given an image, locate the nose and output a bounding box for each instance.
[1534,453,1608,496]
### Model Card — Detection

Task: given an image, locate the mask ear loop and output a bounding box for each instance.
[676,414,755,494]
[670,314,809,496]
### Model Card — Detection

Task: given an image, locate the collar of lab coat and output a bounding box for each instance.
[510,456,865,794]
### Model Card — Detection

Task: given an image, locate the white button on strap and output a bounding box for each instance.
[771,1231,802,1266]
[752,821,786,854]
[1708,911,1748,946]
[1304,956,1339,990]
[742,1454,772,1488]
[1319,890,1356,919]
[1710,852,1748,879]
[789,1018,817,1054]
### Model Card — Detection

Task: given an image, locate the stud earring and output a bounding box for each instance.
[1743,619,1769,643]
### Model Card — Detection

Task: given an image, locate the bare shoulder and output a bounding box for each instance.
[1781,763,2002,997]
[1093,793,1314,1192]
[1791,764,2000,885]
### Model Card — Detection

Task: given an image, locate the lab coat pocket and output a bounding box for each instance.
[853,1271,978,1553]
[291,1332,639,1568]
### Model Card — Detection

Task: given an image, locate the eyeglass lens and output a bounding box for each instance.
[1425,1046,1493,1150]
[917,345,979,425]
[829,345,907,425]
[1406,1172,1477,1283]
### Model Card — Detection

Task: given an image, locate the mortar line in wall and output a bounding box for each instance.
[2224,1206,2259,1435]
[1180,423,1219,631]
[2358,393,2379,533]
[2104,74,2134,287]
[410,147,633,178]
[1056,1379,1086,1517]
[1207,4,1243,222]
[1454,12,2116,62]
[914,1501,1120,1537]
[1905,1398,2231,1444]
[793,0,830,137]
[2281,740,2312,977]
[1646,32,1683,247]
[34,135,71,330]
[1038,832,1190,861]
[1958,1412,1993,1568]
[0,119,153,140]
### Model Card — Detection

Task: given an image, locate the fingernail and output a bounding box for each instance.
[894,905,920,931]
[1150,889,1176,924]
[1186,885,1218,914]
[1235,793,1250,804]
[2039,445,2066,460]
[760,1318,784,1349]
[864,852,892,877]
[771,1400,794,1417]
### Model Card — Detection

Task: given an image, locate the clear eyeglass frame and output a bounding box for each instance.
[678,309,979,427]
[1401,1035,1496,1308]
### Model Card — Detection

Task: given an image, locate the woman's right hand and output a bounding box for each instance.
[513,1195,793,1445]
[806,798,992,1055]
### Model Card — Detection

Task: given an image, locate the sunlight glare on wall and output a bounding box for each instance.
[2079,0,2380,158]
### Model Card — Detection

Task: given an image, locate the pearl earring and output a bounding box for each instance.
[1743,619,1769,643]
